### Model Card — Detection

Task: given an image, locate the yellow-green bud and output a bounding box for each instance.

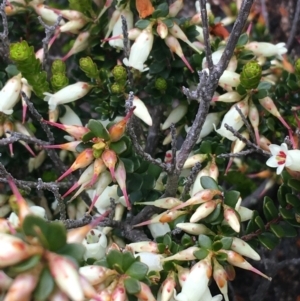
[51,60,66,74]
[111,83,123,94]
[112,65,127,82]
[10,40,33,62]
[155,77,167,91]
[93,149,103,159]
[240,61,262,90]
[50,73,69,91]
[79,57,98,78]
[295,59,300,79]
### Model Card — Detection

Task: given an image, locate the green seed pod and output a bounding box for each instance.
[79,57,98,78]
[111,83,124,94]
[52,60,66,74]
[50,73,69,91]
[295,58,300,79]
[112,65,127,82]
[155,77,167,91]
[240,61,262,90]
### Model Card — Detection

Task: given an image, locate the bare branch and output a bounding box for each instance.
[181,162,202,200]
[217,148,256,158]
[38,15,62,72]
[170,123,177,173]
[0,0,10,63]
[0,131,49,146]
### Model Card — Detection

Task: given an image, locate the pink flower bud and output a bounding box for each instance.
[79,265,118,285]
[168,0,183,17]
[115,160,130,209]
[249,99,260,144]
[259,135,271,152]
[157,20,168,39]
[79,276,102,301]
[190,200,217,223]
[57,148,94,182]
[43,141,81,152]
[161,246,200,262]
[164,35,194,73]
[21,79,32,124]
[0,233,43,267]
[43,120,90,140]
[212,91,242,103]
[175,264,190,287]
[221,249,271,280]
[111,278,127,301]
[29,4,65,25]
[46,251,84,301]
[135,197,182,209]
[85,157,106,188]
[160,271,176,301]
[127,241,158,253]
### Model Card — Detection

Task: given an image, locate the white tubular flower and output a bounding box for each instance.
[29,4,65,25]
[219,70,240,90]
[109,6,133,49]
[44,82,92,110]
[132,96,153,126]
[175,258,211,301]
[135,252,163,272]
[94,185,120,211]
[0,73,22,115]
[214,97,249,141]
[162,103,188,130]
[123,24,154,72]
[82,229,107,260]
[245,42,287,59]
[185,112,222,143]
[266,143,300,174]
[59,105,83,126]
[199,288,223,301]
[202,49,237,72]
[148,221,171,238]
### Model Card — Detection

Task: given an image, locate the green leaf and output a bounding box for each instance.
[87,119,110,140]
[277,185,290,207]
[8,255,41,275]
[135,19,151,29]
[264,197,279,219]
[279,207,295,220]
[200,176,219,190]
[220,237,233,250]
[126,261,149,280]
[193,248,209,260]
[81,131,96,142]
[110,140,127,154]
[212,240,223,252]
[199,141,212,153]
[203,203,222,223]
[5,64,20,76]
[270,224,285,238]
[124,277,141,295]
[106,250,124,273]
[141,174,156,190]
[236,84,247,96]
[257,89,268,99]
[46,221,67,252]
[152,2,169,18]
[126,173,143,193]
[57,243,85,264]
[75,142,94,153]
[163,234,172,246]
[258,232,279,250]
[254,216,265,231]
[121,158,135,173]
[215,252,228,261]
[288,179,300,191]
[236,33,249,47]
[198,234,212,249]
[181,233,193,247]
[122,251,137,271]
[245,210,259,234]
[281,221,297,237]
[223,190,240,208]
[286,193,300,207]
[257,81,272,90]
[162,18,174,28]
[33,268,55,301]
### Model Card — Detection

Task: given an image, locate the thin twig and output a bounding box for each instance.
[181,162,202,200]
[0,131,49,146]
[234,103,256,143]
[170,123,177,173]
[224,123,270,156]
[0,0,10,63]
[217,148,256,158]
[287,0,300,51]
[199,0,213,72]
[38,15,62,72]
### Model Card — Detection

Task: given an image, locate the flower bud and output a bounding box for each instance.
[231,237,260,261]
[44,82,92,110]
[168,0,183,17]
[223,205,240,233]
[245,42,287,59]
[175,264,190,287]
[155,77,168,91]
[136,0,154,18]
[21,78,32,124]
[190,163,210,196]
[164,35,194,73]
[127,241,158,253]
[80,57,99,78]
[135,197,182,209]
[83,229,108,261]
[202,49,237,72]
[0,73,22,115]
[190,200,217,223]
[101,149,117,181]
[57,148,94,182]
[176,222,215,235]
[132,96,153,126]
[213,258,229,301]
[240,61,262,90]
[112,65,127,82]
[111,278,127,301]
[160,271,176,301]
[148,221,171,238]
[115,160,130,209]
[161,246,200,262]
[237,206,253,221]
[249,99,260,144]
[52,59,66,73]
[134,282,156,301]
[0,233,43,267]
[157,20,168,39]
[30,4,65,25]
[79,265,117,285]
[212,91,242,103]
[162,103,188,130]
[51,73,69,92]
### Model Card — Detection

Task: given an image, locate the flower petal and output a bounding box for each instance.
[276,164,285,175]
[268,144,282,156]
[266,156,278,168]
